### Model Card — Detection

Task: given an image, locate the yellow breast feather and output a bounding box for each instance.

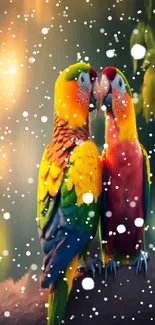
[37,147,64,228]
[66,140,102,206]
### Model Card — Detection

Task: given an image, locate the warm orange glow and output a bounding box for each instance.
[8,64,18,75]
[24,0,54,25]
[0,44,23,118]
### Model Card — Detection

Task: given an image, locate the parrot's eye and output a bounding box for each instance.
[81,75,85,84]
[111,74,126,93]
[119,78,123,87]
[78,72,91,90]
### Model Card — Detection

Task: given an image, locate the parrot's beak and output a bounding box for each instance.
[89,79,100,118]
[100,74,112,111]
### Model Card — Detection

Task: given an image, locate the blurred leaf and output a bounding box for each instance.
[142,48,155,68]
[136,21,146,35]
[144,0,152,21]
[132,59,137,74]
[130,22,145,73]
[144,26,155,49]
[142,66,155,122]
[130,22,145,48]
[134,93,143,115]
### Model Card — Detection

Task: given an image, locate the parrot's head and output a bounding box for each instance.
[54,62,100,128]
[100,66,137,139]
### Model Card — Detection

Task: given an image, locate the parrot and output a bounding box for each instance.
[99,66,150,280]
[37,62,102,325]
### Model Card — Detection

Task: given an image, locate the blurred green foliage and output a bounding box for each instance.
[130,0,155,122]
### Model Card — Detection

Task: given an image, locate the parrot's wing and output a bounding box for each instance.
[37,146,64,230]
[140,144,150,222]
[40,140,102,289]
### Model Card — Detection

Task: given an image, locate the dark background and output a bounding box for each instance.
[0,0,155,324]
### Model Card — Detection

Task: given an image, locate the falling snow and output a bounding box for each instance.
[3,212,10,220]
[41,27,49,35]
[4,311,10,318]
[0,0,155,325]
[106,211,112,218]
[82,193,94,204]
[106,49,115,58]
[131,44,146,60]
[41,115,48,123]
[134,218,144,228]
[117,224,126,234]
[81,277,95,290]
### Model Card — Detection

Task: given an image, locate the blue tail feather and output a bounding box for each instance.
[41,229,89,289]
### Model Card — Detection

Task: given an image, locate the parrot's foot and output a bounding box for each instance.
[129,250,149,275]
[85,258,103,279]
[95,258,103,274]
[105,255,120,281]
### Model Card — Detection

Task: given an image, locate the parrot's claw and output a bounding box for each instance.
[129,250,149,275]
[95,258,103,274]
[105,255,120,282]
[92,258,103,274]
[85,258,103,279]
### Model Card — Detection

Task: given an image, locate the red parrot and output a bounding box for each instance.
[99,66,150,279]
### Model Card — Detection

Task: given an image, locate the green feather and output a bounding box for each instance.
[48,275,68,325]
[37,196,57,230]
[60,169,101,232]
[62,189,76,207]
[65,62,90,81]
[40,200,55,229]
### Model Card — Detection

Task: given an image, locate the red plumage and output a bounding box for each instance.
[102,66,116,81]
[90,66,97,82]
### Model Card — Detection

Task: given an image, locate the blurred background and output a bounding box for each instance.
[0,0,155,282]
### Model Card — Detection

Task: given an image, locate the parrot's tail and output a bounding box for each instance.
[47,255,79,325]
